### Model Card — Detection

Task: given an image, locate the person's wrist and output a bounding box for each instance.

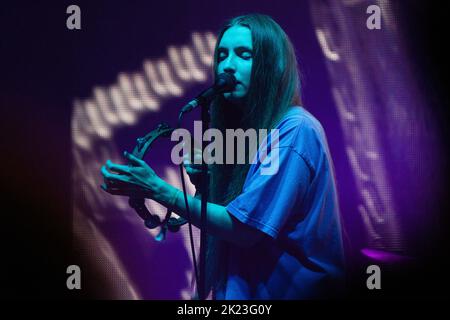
[146,177,165,200]
[151,180,179,209]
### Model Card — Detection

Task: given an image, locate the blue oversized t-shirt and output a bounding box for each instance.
[217,106,345,299]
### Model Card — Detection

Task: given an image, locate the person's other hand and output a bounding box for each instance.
[182,140,210,189]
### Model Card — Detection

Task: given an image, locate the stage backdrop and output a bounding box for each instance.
[71,0,443,298]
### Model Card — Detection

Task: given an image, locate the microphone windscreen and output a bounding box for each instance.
[215,73,237,92]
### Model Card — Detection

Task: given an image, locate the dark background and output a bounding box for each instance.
[1,0,449,299]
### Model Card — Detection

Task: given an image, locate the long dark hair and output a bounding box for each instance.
[204,13,303,297]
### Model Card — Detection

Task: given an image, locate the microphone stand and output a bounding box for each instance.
[198,100,210,300]
[178,73,236,299]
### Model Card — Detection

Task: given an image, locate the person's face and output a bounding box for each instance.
[217,25,253,103]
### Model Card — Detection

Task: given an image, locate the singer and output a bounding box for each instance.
[101,14,345,299]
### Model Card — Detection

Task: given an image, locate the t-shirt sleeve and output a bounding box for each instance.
[226,146,312,239]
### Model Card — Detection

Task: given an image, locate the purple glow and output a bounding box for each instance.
[361,248,414,263]
[69,1,443,298]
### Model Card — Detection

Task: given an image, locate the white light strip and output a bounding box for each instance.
[71,32,216,299]
[72,32,216,151]
[316,29,340,62]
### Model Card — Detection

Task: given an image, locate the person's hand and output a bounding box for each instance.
[182,140,210,189]
[101,151,163,198]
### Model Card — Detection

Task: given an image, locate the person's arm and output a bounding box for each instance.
[152,181,264,248]
[101,152,263,247]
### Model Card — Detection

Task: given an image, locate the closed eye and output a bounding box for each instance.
[236,47,253,59]
[217,47,253,62]
[218,51,227,62]
[239,51,252,60]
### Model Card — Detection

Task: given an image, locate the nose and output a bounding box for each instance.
[222,56,236,74]
[223,65,235,74]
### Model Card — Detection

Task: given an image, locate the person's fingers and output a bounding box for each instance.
[123,151,144,166]
[101,165,111,178]
[106,159,130,174]
[183,162,195,171]
[183,161,203,171]
[184,166,194,175]
[182,152,191,162]
[101,165,130,185]
[185,165,201,175]
[184,154,201,167]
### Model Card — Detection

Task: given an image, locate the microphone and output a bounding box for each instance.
[180,73,237,114]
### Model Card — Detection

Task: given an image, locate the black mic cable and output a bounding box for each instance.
[176,113,199,297]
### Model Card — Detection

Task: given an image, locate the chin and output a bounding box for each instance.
[224,92,246,103]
